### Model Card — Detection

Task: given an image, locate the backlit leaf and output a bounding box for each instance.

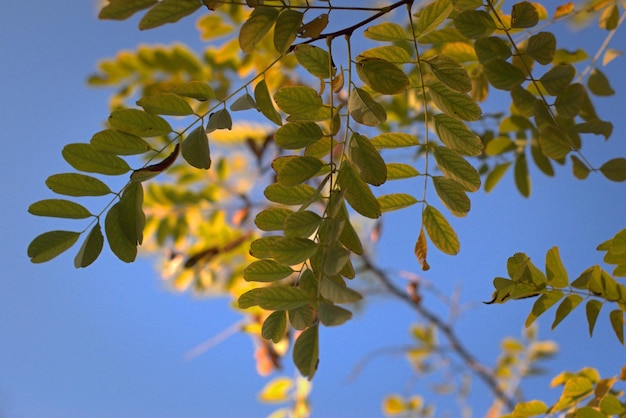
[554,3,575,19]
[510,400,548,416]
[262,311,287,343]
[182,125,211,169]
[511,86,537,117]
[276,156,324,187]
[62,143,131,175]
[295,45,334,78]
[386,163,419,180]
[427,81,482,121]
[526,32,556,65]
[350,133,387,186]
[355,58,409,95]
[274,86,323,116]
[74,223,104,268]
[91,130,152,155]
[433,146,481,192]
[378,193,418,212]
[364,22,407,41]
[453,10,496,39]
[108,108,172,137]
[599,158,626,182]
[514,153,531,197]
[599,4,619,30]
[371,132,419,149]
[275,122,322,149]
[348,87,387,126]
[46,173,112,197]
[423,205,460,255]
[168,81,214,101]
[555,83,584,118]
[552,294,583,329]
[28,230,80,263]
[293,324,319,379]
[255,80,282,126]
[99,0,156,20]
[525,290,564,327]
[539,126,571,160]
[571,155,590,179]
[284,211,322,238]
[337,161,381,219]
[539,64,575,95]
[474,37,512,63]
[254,208,292,231]
[483,59,527,90]
[29,199,91,219]
[546,247,568,287]
[137,92,194,116]
[586,299,602,336]
[427,55,472,93]
[415,228,430,271]
[434,114,483,156]
[485,162,511,192]
[432,176,470,217]
[415,0,454,36]
[511,2,539,28]
[105,202,137,263]
[238,286,310,310]
[358,46,412,64]
[562,377,593,398]
[244,260,294,282]
[252,237,318,265]
[264,183,316,205]
[239,7,279,54]
[274,9,303,54]
[118,182,145,245]
[138,0,200,30]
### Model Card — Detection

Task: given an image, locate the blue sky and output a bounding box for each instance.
[1,2,625,417]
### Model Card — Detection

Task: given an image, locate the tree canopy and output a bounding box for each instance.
[27,0,626,416]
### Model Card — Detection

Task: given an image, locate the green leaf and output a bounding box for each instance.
[434,114,483,156]
[474,37,512,63]
[295,45,334,78]
[337,161,381,219]
[206,108,232,131]
[552,294,583,329]
[108,108,172,137]
[427,55,471,93]
[433,146,480,192]
[371,132,419,149]
[357,46,412,64]
[275,156,323,187]
[28,230,80,263]
[255,208,293,231]
[274,9,303,54]
[62,143,131,175]
[510,400,548,416]
[453,10,496,39]
[230,93,257,111]
[573,120,613,140]
[571,155,591,180]
[251,237,318,265]
[264,183,316,205]
[585,299,602,336]
[46,173,112,197]
[588,68,615,96]
[138,0,200,30]
[600,394,626,415]
[539,126,571,160]
[337,203,363,255]
[531,141,554,177]
[350,133,387,186]
[274,86,323,116]
[262,311,287,343]
[181,125,211,169]
[275,122,322,149]
[545,247,569,287]
[239,7,280,54]
[284,211,322,238]
[364,22,407,42]
[511,86,537,117]
[378,193,418,212]
[289,305,315,330]
[348,87,387,126]
[320,276,363,303]
[423,205,460,255]
[255,80,282,126]
[555,83,585,118]
[610,309,624,344]
[29,199,91,219]
[355,58,409,95]
[319,302,352,326]
[91,130,152,155]
[105,202,137,263]
[526,32,556,65]
[526,291,564,327]
[168,81,214,101]
[511,2,538,28]
[244,260,294,282]
[485,162,511,192]
[74,223,104,268]
[415,0,454,36]
[238,286,310,310]
[432,176,470,217]
[427,81,482,121]
[600,158,626,182]
[599,4,619,30]
[539,64,575,95]
[483,59,527,91]
[514,152,531,197]
[386,163,419,180]
[118,182,145,245]
[98,0,156,20]
[293,324,319,380]
[137,92,194,116]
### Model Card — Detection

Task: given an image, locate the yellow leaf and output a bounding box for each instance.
[414,228,430,271]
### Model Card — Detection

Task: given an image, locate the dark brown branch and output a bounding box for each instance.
[361,255,516,411]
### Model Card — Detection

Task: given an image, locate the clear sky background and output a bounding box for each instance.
[1,2,625,417]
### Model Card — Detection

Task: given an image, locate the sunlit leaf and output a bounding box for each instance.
[415,0,454,36]
[510,400,548,416]
[415,228,430,271]
[284,211,322,238]
[337,161,381,219]
[28,230,80,263]
[239,286,310,310]
[423,205,460,255]
[386,163,419,180]
[563,376,593,398]
[91,130,152,155]
[511,2,539,28]
[46,173,112,197]
[264,183,316,205]
[427,81,482,121]
[104,202,137,263]
[427,55,472,93]
[546,247,568,287]
[599,158,626,182]
[274,9,303,54]
[364,22,407,41]
[276,156,324,187]
[181,125,211,169]
[239,7,279,54]
[244,260,294,282]
[378,193,418,212]
[552,294,583,329]
[275,122,322,149]
[255,80,283,126]
[255,208,292,231]
[585,299,602,336]
[108,108,172,137]
[262,311,287,343]
[295,45,334,78]
[138,0,200,30]
[554,3,575,19]
[432,176,470,217]
[29,199,91,219]
[485,162,511,192]
[554,48,588,64]
[275,86,323,116]
[599,4,619,30]
[434,114,483,156]
[371,132,419,149]
[348,87,387,126]
[74,223,104,268]
[433,146,480,192]
[62,143,131,175]
[357,46,412,64]
[293,324,319,379]
[355,58,409,95]
[539,126,571,160]
[137,92,195,116]
[525,290,564,327]
[98,0,156,20]
[454,10,496,39]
